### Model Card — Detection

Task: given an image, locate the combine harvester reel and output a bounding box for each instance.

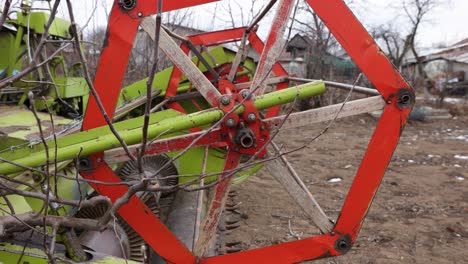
[0,0,414,263]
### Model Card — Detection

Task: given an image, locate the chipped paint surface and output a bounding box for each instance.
[0,106,72,140]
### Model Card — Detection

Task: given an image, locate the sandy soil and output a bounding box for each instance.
[227,103,468,263]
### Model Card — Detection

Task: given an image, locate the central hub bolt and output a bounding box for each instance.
[235,128,256,149]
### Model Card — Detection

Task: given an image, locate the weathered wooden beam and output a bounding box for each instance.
[266,142,333,233]
[141,17,222,106]
[265,96,385,129]
[249,0,296,95]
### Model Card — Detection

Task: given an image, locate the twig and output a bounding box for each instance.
[0,0,12,32]
[47,223,59,264]
[43,97,59,197]
[28,92,53,255]
[74,147,84,210]
[0,211,102,235]
[139,0,163,178]
[0,0,61,89]
[0,180,110,208]
[0,156,133,187]
[112,214,129,264]
[65,0,136,162]
[0,173,39,192]
[0,208,46,236]
[288,219,302,240]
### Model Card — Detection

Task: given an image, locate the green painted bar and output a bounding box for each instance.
[253,81,325,111]
[0,81,325,175]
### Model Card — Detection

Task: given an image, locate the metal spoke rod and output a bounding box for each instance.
[289,77,380,96]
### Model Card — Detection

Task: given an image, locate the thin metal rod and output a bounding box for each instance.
[185,41,220,82]
[114,90,161,120]
[161,24,188,42]
[201,46,219,67]
[247,0,278,32]
[193,145,209,250]
[234,76,287,90]
[289,77,380,96]
[150,98,169,113]
[139,0,163,175]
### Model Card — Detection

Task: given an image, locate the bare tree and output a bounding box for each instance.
[372,25,411,69]
[292,1,359,109]
[372,0,443,89]
[403,0,442,81]
[215,0,269,29]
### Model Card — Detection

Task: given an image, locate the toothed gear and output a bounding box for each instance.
[75,155,178,262]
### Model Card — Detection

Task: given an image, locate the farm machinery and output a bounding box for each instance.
[0,0,415,263]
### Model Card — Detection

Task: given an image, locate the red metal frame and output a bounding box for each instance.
[79,1,218,263]
[80,0,414,263]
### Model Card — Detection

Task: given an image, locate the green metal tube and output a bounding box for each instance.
[0,81,325,175]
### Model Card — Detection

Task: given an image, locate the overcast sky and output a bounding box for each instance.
[10,0,468,48]
[355,0,468,47]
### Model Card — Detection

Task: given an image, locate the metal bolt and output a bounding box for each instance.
[241,90,250,99]
[119,0,137,10]
[137,12,143,17]
[334,236,351,253]
[396,88,414,109]
[32,173,43,183]
[247,112,256,122]
[225,118,236,128]
[220,96,231,106]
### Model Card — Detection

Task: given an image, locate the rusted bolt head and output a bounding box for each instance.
[32,173,43,183]
[247,112,256,122]
[225,118,237,128]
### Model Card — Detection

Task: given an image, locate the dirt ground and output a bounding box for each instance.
[228,101,468,263]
